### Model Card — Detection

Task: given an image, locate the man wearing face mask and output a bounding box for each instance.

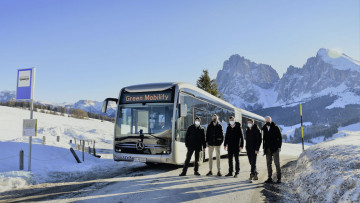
[246,119,262,182]
[224,116,244,178]
[262,116,282,183]
[206,114,224,176]
[179,117,206,176]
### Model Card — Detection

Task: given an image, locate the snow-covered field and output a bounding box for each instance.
[0,106,114,152]
[279,131,360,202]
[279,122,312,141]
[0,106,140,193]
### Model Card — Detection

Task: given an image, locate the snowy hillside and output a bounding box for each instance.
[278,131,360,202]
[216,48,360,110]
[0,106,139,192]
[0,106,114,154]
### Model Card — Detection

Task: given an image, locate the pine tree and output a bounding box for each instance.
[196,69,222,98]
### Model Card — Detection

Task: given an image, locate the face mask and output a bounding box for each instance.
[266,122,271,126]
[247,123,253,128]
[229,121,235,125]
[195,121,200,126]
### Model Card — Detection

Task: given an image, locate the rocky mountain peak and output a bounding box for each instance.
[216,48,360,110]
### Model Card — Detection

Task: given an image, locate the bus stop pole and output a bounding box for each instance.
[28,98,33,171]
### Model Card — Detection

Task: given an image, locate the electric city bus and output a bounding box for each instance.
[102,82,265,165]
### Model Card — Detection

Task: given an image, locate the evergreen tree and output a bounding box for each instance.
[196,69,222,98]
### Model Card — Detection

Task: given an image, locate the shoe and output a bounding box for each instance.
[276,179,281,183]
[206,171,213,176]
[225,173,233,177]
[194,171,201,176]
[234,173,238,178]
[217,172,222,176]
[253,173,258,180]
[264,178,273,183]
[179,172,186,176]
[249,174,254,181]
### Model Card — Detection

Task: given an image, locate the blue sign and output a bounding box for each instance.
[16,68,35,100]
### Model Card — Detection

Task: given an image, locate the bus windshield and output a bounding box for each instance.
[116,103,174,137]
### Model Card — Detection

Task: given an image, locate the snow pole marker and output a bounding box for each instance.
[300,104,304,152]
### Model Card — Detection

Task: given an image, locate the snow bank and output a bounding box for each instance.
[284,134,360,202]
[0,141,139,193]
[0,171,34,192]
[0,106,141,193]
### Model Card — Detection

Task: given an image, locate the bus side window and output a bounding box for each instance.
[242,116,247,138]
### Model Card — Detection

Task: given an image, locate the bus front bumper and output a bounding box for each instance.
[113,152,175,164]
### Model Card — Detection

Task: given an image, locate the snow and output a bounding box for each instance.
[280,143,309,157]
[317,48,360,72]
[274,81,360,110]
[0,106,140,193]
[252,84,279,108]
[279,122,312,140]
[225,84,280,109]
[324,84,360,109]
[309,122,360,145]
[339,122,360,131]
[0,106,114,153]
[308,136,325,144]
[282,131,360,202]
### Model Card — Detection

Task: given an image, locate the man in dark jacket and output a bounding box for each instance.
[224,116,244,178]
[246,119,262,182]
[179,117,206,176]
[206,114,224,176]
[262,116,282,183]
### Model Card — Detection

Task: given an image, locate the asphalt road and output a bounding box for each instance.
[0,153,298,203]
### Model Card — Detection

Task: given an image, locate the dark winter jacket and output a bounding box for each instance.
[262,122,282,153]
[206,122,224,146]
[245,124,262,152]
[224,122,244,152]
[185,124,206,151]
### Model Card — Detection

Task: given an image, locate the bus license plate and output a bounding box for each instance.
[133,157,146,162]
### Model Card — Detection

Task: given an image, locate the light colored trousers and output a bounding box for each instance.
[208,145,221,172]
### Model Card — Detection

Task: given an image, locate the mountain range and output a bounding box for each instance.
[216,48,360,111]
[0,91,117,117]
[215,48,360,143]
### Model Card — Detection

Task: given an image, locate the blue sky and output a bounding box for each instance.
[0,0,359,103]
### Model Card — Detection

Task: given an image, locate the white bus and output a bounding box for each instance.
[102,82,265,165]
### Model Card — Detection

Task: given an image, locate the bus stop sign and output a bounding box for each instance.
[16,68,35,100]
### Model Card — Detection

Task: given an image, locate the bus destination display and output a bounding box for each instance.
[121,91,173,104]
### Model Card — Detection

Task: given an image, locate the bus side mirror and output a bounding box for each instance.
[179,104,187,117]
[102,98,119,113]
[102,100,108,113]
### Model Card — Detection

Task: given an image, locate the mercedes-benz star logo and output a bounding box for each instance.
[136,141,145,151]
